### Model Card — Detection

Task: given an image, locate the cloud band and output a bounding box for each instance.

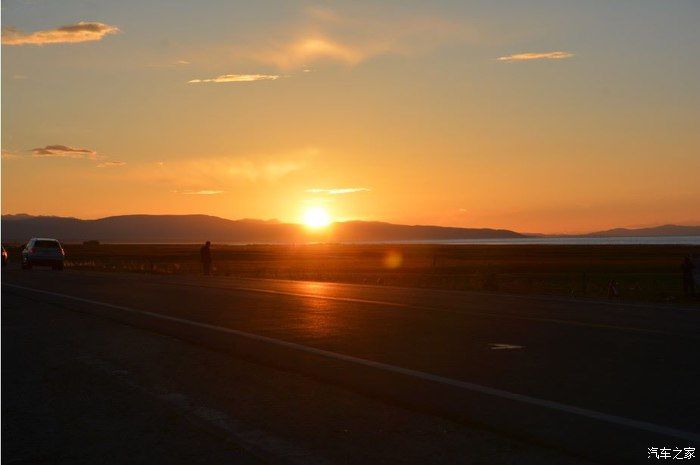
[2,21,119,46]
[188,74,280,84]
[31,145,98,159]
[497,51,573,62]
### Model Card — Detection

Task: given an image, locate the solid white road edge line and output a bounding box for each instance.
[4,282,699,443]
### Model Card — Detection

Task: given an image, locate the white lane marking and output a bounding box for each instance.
[5,282,700,443]
[490,343,524,350]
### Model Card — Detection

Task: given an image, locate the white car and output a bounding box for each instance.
[21,238,65,270]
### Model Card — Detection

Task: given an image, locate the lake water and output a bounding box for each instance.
[354,236,700,246]
[211,236,700,246]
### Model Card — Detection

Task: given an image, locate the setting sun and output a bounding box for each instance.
[303,206,331,229]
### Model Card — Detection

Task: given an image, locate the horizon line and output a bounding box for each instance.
[2,212,699,237]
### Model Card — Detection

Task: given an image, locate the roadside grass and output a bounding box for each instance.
[6,243,699,305]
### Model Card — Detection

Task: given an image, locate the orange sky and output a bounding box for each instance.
[2,1,699,234]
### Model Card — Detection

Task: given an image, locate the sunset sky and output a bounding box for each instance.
[2,0,699,234]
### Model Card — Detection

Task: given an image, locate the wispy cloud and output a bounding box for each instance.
[31,145,98,159]
[174,189,225,195]
[497,51,573,62]
[306,187,370,195]
[122,148,315,194]
[97,161,126,168]
[2,21,119,46]
[188,74,280,84]
[29,144,130,169]
[306,6,343,23]
[227,159,304,181]
[147,59,191,68]
[240,7,473,70]
[2,149,20,160]
[255,37,366,69]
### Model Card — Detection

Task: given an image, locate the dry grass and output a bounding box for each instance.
[6,243,699,304]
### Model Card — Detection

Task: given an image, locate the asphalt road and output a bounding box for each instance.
[3,265,699,463]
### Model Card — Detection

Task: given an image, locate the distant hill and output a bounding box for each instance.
[0,214,524,243]
[586,224,700,237]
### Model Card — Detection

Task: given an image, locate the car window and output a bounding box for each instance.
[35,240,61,248]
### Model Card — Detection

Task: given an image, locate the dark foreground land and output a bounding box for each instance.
[2,265,699,464]
[2,277,595,465]
[7,243,698,304]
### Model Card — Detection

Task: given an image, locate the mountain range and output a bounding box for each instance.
[584,224,700,237]
[0,214,524,243]
[1,214,698,243]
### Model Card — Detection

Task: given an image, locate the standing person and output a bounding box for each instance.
[682,255,695,297]
[200,241,212,276]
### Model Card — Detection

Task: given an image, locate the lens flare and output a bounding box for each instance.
[383,250,403,269]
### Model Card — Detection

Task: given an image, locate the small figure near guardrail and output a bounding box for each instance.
[200,241,212,276]
[606,279,619,300]
[682,255,695,297]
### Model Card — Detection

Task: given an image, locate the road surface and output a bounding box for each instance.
[3,265,699,463]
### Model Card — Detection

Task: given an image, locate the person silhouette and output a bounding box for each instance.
[200,241,212,276]
[682,255,695,297]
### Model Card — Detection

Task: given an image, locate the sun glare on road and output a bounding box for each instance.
[303,206,331,229]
